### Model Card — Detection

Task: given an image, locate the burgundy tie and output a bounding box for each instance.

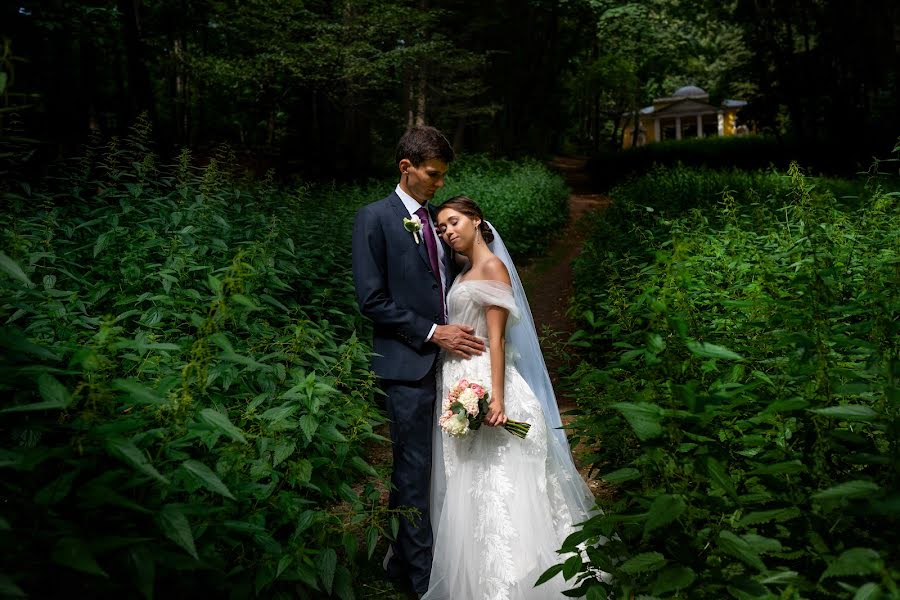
[415,206,445,324]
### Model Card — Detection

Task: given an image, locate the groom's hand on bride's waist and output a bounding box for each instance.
[431,324,485,359]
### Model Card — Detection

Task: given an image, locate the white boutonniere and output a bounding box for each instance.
[403,215,423,244]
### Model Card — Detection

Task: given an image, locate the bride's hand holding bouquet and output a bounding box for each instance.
[484,396,507,428]
[440,378,529,438]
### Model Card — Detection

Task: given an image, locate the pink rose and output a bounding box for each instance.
[471,384,485,399]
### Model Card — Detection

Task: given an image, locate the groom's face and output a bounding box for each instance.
[399,158,449,204]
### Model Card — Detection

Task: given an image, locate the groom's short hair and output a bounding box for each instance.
[396,126,455,166]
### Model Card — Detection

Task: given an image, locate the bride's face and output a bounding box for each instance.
[436,208,480,254]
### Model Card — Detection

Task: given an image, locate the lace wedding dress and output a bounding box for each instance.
[423,278,603,600]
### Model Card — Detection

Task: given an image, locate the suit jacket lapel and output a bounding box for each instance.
[390,192,434,274]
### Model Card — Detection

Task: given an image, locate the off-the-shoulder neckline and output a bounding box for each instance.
[453,278,512,288]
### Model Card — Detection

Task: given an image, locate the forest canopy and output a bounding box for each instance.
[2,0,898,177]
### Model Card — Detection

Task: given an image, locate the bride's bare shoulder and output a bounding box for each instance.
[482,256,511,286]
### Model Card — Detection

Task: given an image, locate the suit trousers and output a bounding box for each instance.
[381,369,436,594]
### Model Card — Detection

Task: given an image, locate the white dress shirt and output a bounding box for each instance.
[395,184,446,342]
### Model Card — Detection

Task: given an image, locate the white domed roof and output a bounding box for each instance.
[673,85,707,97]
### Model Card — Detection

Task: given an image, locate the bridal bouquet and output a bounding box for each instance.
[439,378,530,439]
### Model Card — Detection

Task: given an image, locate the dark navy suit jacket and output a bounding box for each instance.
[352,191,459,381]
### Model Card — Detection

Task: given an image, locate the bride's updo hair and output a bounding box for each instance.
[436,195,495,243]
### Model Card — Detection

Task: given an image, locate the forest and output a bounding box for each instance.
[1,1,898,599]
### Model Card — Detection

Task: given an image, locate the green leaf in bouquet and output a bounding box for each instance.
[181,459,235,500]
[156,505,199,559]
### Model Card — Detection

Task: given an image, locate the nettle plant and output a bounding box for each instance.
[0,124,400,599]
[437,154,570,259]
[553,163,898,599]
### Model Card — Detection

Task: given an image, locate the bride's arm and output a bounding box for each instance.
[483,257,513,427]
[485,304,510,427]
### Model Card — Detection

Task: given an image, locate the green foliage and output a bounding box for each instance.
[585,135,879,191]
[437,154,570,258]
[0,131,565,596]
[0,135,397,598]
[557,164,899,598]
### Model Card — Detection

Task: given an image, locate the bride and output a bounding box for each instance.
[423,196,608,599]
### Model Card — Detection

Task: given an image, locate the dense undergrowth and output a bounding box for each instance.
[437,153,570,258]
[0,120,568,599]
[556,161,899,599]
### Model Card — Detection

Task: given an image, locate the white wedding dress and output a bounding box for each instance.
[423,277,603,600]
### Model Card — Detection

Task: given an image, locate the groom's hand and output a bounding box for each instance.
[431,324,485,359]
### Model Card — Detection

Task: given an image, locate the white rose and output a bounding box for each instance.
[458,388,479,416]
[445,413,470,436]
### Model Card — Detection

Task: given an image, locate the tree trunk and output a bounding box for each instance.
[453,116,465,151]
[415,74,426,126]
[404,71,414,130]
[118,0,156,127]
[173,37,186,144]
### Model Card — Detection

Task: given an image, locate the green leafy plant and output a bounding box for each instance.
[0,127,567,598]
[553,162,899,599]
[437,154,570,259]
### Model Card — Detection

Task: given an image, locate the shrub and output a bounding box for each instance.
[438,154,570,258]
[586,135,886,191]
[0,133,568,598]
[0,134,395,599]
[556,164,899,599]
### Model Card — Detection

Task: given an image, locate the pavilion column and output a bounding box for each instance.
[696,114,704,138]
[653,118,660,142]
[717,111,725,136]
[675,117,682,140]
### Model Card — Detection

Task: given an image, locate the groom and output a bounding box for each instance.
[351,125,485,596]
